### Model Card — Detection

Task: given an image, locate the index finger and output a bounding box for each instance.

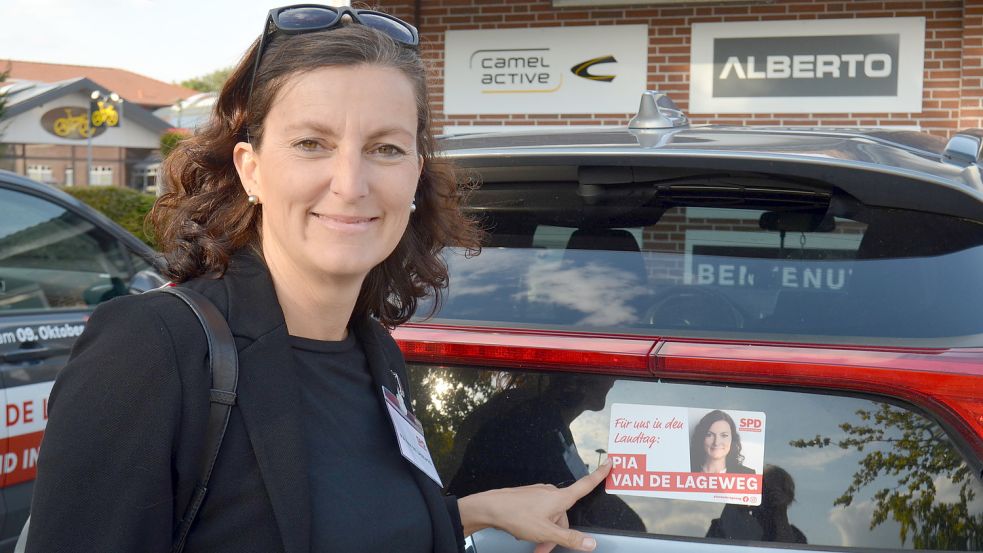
[563,461,611,500]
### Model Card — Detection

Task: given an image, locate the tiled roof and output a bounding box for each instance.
[4,60,198,108]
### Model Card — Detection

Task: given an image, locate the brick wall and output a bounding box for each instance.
[371,0,982,137]
[11,144,126,186]
[961,0,983,129]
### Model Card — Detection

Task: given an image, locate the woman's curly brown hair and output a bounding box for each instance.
[150,24,481,327]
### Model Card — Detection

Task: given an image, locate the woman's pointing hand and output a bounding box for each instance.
[458,461,612,553]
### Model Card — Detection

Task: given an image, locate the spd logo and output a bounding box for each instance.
[570,56,618,82]
[739,418,763,432]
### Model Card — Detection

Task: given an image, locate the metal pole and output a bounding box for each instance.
[86,103,92,186]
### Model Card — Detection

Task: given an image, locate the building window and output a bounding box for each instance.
[26,165,53,183]
[65,168,75,187]
[89,166,113,186]
[131,165,159,194]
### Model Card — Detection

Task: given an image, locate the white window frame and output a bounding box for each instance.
[89,166,114,187]
[26,165,53,183]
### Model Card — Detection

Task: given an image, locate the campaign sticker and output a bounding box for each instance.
[605,404,765,505]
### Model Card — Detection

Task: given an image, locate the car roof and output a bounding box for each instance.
[439,125,949,168]
[438,126,983,222]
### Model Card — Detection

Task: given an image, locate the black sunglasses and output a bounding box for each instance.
[246,4,420,105]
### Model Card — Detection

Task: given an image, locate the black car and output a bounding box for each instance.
[0,170,162,551]
[397,94,983,552]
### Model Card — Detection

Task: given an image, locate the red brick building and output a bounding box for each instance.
[372,0,983,137]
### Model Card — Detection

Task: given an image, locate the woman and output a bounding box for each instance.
[689,410,754,474]
[25,6,608,553]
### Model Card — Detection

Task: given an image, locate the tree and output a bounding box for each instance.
[791,404,983,549]
[179,67,233,93]
[407,366,501,477]
[0,63,11,164]
[160,128,191,158]
[0,66,8,119]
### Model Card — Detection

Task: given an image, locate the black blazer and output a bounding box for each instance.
[27,251,464,553]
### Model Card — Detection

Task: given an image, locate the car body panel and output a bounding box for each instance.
[469,527,848,553]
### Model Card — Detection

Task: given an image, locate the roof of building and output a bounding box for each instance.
[3,60,198,108]
[1,77,171,134]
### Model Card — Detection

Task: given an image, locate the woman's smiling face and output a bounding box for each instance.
[703,420,733,463]
[237,64,421,284]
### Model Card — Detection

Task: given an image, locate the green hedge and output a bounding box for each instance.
[61,186,157,248]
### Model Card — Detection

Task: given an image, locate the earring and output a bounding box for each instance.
[410,201,417,213]
[247,194,259,206]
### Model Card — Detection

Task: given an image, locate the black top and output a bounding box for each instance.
[289,331,433,553]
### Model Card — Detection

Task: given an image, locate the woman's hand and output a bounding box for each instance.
[458,461,612,553]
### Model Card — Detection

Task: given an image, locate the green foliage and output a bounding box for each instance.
[0,65,8,121]
[0,63,10,158]
[61,186,157,248]
[408,369,559,481]
[179,67,233,93]
[160,128,191,158]
[791,404,983,549]
[408,367,499,478]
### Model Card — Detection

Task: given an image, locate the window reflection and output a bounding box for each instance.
[0,189,130,311]
[420,204,983,342]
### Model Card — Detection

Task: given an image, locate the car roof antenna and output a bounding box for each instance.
[628,91,688,130]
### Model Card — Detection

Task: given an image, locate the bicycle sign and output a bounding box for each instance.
[89,100,119,128]
[41,107,107,140]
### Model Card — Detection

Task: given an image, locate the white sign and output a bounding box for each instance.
[689,18,925,114]
[444,25,648,115]
[606,404,766,505]
[0,382,53,487]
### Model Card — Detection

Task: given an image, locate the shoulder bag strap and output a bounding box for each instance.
[14,288,238,553]
[160,286,239,553]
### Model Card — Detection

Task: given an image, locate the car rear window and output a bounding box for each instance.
[407,364,983,550]
[420,181,983,345]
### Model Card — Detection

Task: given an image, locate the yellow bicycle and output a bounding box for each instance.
[53,109,95,138]
[91,101,119,127]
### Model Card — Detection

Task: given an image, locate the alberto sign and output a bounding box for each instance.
[689,17,924,114]
[606,403,766,505]
[444,25,648,115]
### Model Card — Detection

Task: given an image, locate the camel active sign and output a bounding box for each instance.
[689,18,925,114]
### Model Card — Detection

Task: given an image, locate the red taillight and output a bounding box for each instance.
[394,325,655,375]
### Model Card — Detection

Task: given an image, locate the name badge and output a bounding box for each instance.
[382,386,443,487]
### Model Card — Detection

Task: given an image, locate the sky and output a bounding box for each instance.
[1,0,348,85]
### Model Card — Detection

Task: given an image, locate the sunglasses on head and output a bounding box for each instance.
[246,4,420,106]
